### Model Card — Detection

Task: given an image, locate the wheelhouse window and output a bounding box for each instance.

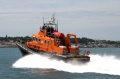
[44,40,47,44]
[38,38,41,42]
[32,37,35,41]
[44,40,50,44]
[32,37,39,42]
[36,38,39,41]
[47,40,50,44]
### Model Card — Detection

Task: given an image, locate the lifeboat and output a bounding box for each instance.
[16,14,90,63]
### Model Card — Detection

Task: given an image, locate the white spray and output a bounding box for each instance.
[13,54,120,75]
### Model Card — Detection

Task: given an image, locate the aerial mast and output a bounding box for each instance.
[43,17,44,25]
[52,13,55,24]
[57,20,58,31]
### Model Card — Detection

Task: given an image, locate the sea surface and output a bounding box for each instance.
[0,48,120,79]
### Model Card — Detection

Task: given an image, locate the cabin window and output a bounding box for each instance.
[32,37,35,41]
[35,38,37,41]
[38,39,41,42]
[36,38,39,41]
[47,40,50,44]
[44,40,47,44]
[44,40,50,44]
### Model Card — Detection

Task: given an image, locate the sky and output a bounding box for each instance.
[0,0,120,41]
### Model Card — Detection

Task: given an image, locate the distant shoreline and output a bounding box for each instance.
[0,36,120,48]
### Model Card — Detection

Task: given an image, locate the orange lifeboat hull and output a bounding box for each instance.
[16,42,90,63]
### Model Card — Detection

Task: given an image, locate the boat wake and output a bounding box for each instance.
[13,53,120,75]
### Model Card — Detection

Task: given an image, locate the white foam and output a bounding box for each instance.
[13,54,120,75]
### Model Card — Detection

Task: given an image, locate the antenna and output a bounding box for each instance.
[53,13,55,23]
[57,20,58,31]
[43,17,44,25]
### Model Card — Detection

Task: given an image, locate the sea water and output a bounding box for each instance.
[0,48,120,79]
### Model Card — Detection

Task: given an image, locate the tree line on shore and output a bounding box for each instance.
[0,36,31,42]
[71,37,120,45]
[0,35,120,45]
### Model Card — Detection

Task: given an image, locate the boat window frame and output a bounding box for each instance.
[36,38,38,41]
[35,38,37,41]
[32,37,36,41]
[38,38,41,42]
[47,40,50,44]
[44,40,47,44]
